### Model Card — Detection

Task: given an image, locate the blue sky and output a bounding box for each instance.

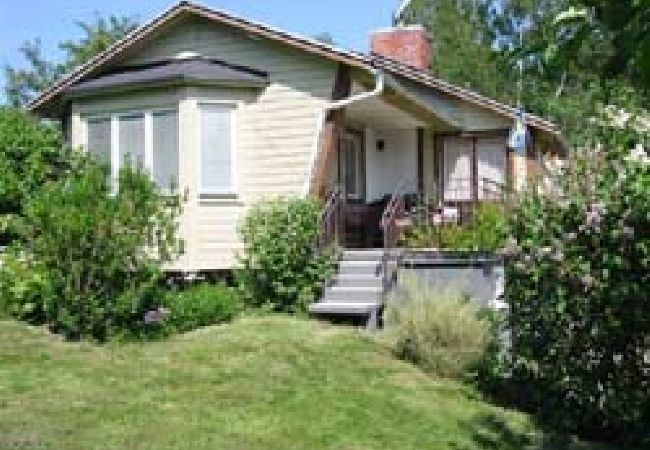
[0,0,403,102]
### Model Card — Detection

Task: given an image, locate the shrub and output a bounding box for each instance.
[384,277,491,379]
[403,203,507,251]
[0,107,71,245]
[164,282,242,333]
[505,124,649,440]
[1,159,183,340]
[236,197,334,313]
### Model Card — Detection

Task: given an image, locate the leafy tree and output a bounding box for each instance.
[402,0,649,140]
[405,0,517,103]
[0,107,71,245]
[5,14,138,107]
[550,1,650,94]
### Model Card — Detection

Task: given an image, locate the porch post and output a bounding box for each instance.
[417,127,425,197]
[310,63,352,198]
[471,137,479,203]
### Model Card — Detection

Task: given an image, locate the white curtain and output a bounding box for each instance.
[152,111,179,190]
[443,137,473,201]
[118,114,146,170]
[200,104,234,194]
[476,138,507,199]
[86,118,111,164]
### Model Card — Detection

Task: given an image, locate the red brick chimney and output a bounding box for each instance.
[370,25,432,71]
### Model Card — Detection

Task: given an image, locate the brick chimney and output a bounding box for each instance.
[370,25,432,71]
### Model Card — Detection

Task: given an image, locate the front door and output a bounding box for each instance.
[339,131,365,201]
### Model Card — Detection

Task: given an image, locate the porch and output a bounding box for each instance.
[317,93,513,250]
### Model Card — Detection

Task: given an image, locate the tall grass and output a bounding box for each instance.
[384,276,491,379]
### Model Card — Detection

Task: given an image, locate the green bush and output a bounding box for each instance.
[403,203,507,251]
[384,277,491,379]
[236,197,334,313]
[1,159,183,341]
[164,282,242,333]
[505,124,649,440]
[0,107,71,245]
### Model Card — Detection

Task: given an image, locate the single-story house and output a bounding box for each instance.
[29,1,563,322]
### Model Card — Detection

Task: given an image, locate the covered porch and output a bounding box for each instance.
[316,85,517,249]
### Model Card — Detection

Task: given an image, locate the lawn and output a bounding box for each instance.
[0,316,632,450]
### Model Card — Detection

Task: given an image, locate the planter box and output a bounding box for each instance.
[397,250,505,308]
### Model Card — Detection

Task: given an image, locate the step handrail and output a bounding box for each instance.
[317,187,344,252]
[380,177,413,296]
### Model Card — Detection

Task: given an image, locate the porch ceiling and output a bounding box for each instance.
[345,96,427,130]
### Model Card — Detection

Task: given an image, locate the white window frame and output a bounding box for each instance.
[197,101,238,197]
[82,107,180,191]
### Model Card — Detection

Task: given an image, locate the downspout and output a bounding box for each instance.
[303,69,386,196]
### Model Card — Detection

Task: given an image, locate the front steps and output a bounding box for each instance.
[309,250,384,329]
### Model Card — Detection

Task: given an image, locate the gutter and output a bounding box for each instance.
[303,69,386,196]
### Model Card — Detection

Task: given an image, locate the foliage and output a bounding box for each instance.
[384,276,492,379]
[549,1,650,95]
[0,159,183,341]
[163,282,243,333]
[236,197,334,313]
[403,0,649,142]
[505,123,649,441]
[405,0,517,104]
[0,107,71,245]
[403,203,507,251]
[5,14,138,107]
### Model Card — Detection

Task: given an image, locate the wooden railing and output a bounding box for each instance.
[380,179,411,295]
[317,187,344,251]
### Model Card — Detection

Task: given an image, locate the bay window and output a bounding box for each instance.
[85,109,179,190]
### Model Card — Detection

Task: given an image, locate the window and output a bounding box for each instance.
[86,118,111,163]
[118,114,145,170]
[84,109,179,190]
[152,111,179,190]
[476,138,506,200]
[443,137,473,201]
[200,104,235,195]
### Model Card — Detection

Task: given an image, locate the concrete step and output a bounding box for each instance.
[309,301,381,316]
[338,260,382,276]
[322,286,383,303]
[332,274,383,288]
[340,249,384,261]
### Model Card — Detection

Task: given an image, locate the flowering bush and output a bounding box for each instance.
[505,124,649,440]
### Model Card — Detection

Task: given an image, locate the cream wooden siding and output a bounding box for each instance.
[71,15,337,270]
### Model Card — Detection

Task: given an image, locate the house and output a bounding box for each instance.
[29,1,564,324]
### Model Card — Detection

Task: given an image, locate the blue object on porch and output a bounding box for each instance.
[508,110,529,154]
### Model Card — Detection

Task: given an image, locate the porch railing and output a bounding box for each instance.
[317,187,344,251]
[380,178,411,295]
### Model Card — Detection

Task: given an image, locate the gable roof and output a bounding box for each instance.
[28,0,558,135]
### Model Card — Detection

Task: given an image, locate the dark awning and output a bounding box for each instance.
[64,58,269,94]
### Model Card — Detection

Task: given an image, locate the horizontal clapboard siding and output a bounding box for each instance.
[71,15,336,270]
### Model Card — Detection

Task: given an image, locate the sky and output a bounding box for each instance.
[0,0,403,102]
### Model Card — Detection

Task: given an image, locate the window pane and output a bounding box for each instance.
[86,118,111,164]
[200,104,234,193]
[152,111,179,190]
[118,114,145,171]
[444,137,472,201]
[477,138,507,200]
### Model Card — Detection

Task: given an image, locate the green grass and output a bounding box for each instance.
[0,316,633,450]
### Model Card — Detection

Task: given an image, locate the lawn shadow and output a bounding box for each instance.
[459,412,619,450]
